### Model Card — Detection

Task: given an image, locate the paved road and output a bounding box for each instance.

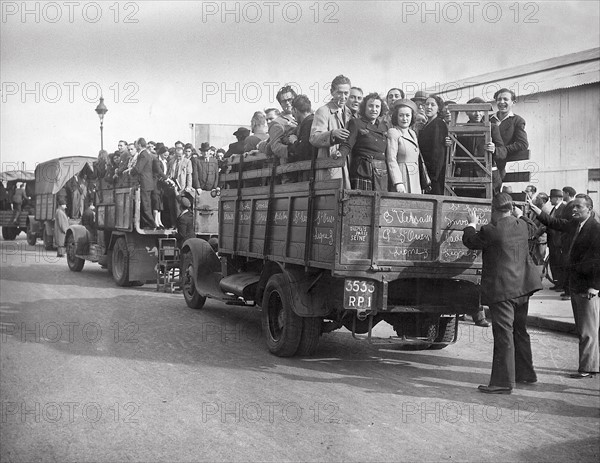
[1,235,599,462]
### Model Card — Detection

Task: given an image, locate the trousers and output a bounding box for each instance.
[571,293,600,373]
[489,296,536,388]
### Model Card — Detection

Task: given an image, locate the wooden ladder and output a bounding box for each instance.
[444,103,494,199]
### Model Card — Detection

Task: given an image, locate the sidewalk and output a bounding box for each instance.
[484,279,577,334]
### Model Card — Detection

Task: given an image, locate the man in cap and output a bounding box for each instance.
[529,194,600,378]
[547,189,566,290]
[226,127,250,158]
[463,193,542,393]
[175,196,195,248]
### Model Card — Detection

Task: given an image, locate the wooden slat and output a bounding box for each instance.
[503,171,531,183]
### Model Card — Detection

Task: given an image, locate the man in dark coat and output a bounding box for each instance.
[557,186,577,299]
[225,128,250,158]
[175,197,194,248]
[547,189,566,290]
[131,138,157,229]
[530,195,600,377]
[463,193,542,394]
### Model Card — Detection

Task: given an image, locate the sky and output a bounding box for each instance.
[1,0,599,171]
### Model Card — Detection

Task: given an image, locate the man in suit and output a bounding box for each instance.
[130,138,156,229]
[557,186,577,299]
[268,85,299,184]
[530,195,600,378]
[490,88,528,181]
[463,193,542,394]
[547,189,566,290]
[192,143,219,192]
[166,147,193,227]
[310,76,352,185]
[226,128,250,158]
[54,198,69,257]
[175,197,194,248]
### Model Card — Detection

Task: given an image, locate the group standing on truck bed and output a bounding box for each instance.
[86,75,528,234]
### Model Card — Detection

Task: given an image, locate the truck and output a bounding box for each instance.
[179,149,492,357]
[65,175,219,287]
[0,169,35,242]
[26,156,97,249]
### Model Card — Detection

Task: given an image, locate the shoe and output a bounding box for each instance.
[569,372,596,378]
[458,315,466,321]
[475,319,491,327]
[517,378,538,384]
[550,286,562,291]
[478,385,512,394]
[560,292,570,297]
[560,294,571,301]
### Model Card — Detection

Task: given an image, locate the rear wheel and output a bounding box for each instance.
[65,234,85,272]
[296,317,322,356]
[393,314,439,350]
[2,227,17,240]
[181,251,206,309]
[26,231,37,246]
[43,227,53,250]
[262,274,303,357]
[111,237,131,286]
[428,316,456,350]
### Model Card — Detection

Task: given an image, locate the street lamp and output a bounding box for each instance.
[94,96,108,151]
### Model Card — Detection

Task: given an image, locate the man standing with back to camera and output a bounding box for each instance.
[462,193,542,394]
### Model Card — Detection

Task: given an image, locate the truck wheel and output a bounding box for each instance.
[111,237,131,286]
[2,227,17,240]
[393,314,437,350]
[181,251,206,309]
[428,316,456,350]
[26,232,37,246]
[43,228,53,250]
[65,234,85,272]
[296,317,322,356]
[261,274,303,357]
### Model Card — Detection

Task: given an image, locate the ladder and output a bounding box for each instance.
[444,103,494,198]
[156,238,180,293]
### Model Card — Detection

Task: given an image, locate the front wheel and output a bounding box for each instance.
[181,251,206,309]
[43,227,53,250]
[261,274,303,357]
[2,227,17,240]
[111,237,131,286]
[65,234,85,272]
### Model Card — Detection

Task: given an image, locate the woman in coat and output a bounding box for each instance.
[54,198,69,257]
[387,99,421,193]
[338,93,389,191]
[418,94,448,195]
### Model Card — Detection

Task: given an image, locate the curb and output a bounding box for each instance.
[527,316,577,335]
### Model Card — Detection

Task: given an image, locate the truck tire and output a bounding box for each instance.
[43,228,53,250]
[181,251,206,309]
[393,314,438,350]
[111,237,131,287]
[296,317,321,356]
[65,234,85,272]
[428,316,456,350]
[2,227,17,240]
[26,232,37,246]
[262,274,303,357]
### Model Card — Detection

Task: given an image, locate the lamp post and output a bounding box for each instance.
[94,96,108,151]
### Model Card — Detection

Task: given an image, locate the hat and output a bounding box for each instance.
[156,144,168,156]
[492,192,513,212]
[181,197,191,208]
[395,99,418,113]
[411,91,428,103]
[233,127,250,137]
[200,142,210,151]
[57,198,67,206]
[467,97,487,104]
[550,189,563,198]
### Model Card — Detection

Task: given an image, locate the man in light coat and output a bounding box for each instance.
[310,75,352,186]
[54,198,69,257]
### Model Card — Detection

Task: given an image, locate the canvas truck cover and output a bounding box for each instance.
[34,156,96,195]
[0,170,35,183]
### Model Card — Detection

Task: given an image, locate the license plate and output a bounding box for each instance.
[343,279,376,310]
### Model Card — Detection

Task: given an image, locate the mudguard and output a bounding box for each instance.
[182,238,224,300]
[284,268,329,317]
[27,215,41,235]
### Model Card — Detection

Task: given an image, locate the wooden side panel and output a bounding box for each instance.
[219,199,236,251]
[114,188,132,231]
[309,193,337,264]
[439,201,490,263]
[378,198,435,262]
[341,196,373,264]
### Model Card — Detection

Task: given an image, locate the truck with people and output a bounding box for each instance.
[179,136,493,357]
[0,169,35,242]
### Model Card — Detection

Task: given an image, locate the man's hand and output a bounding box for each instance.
[288,134,298,144]
[485,142,495,153]
[395,183,406,193]
[444,136,452,147]
[332,128,350,141]
[467,210,479,226]
[513,205,524,218]
[583,288,599,300]
[527,198,542,216]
